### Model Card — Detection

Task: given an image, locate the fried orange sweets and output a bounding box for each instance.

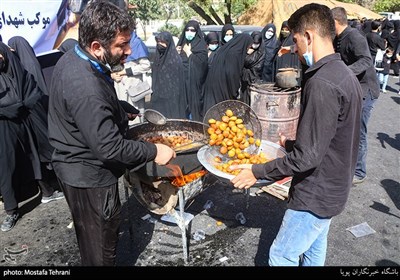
[145,135,192,148]
[207,109,266,175]
[214,152,269,175]
[207,109,261,158]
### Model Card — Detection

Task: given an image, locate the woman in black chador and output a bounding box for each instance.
[261,23,279,82]
[176,20,208,121]
[149,31,187,119]
[274,21,302,86]
[7,37,63,203]
[8,36,49,96]
[240,31,265,105]
[202,33,254,115]
[0,42,60,232]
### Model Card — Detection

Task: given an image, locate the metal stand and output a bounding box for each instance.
[178,188,189,264]
[169,188,189,264]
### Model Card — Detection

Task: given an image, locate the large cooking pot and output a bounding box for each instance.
[127,119,208,177]
[275,68,300,89]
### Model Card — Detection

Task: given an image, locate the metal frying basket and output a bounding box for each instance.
[203,100,262,155]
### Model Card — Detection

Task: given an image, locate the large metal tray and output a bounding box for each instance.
[197,140,287,186]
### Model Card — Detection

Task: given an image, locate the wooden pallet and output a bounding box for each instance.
[256,177,291,200]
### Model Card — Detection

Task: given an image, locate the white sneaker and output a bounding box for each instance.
[41,191,64,204]
[352,176,367,185]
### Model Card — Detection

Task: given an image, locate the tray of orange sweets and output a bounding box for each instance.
[197,103,287,185]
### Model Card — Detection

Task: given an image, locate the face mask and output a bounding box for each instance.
[185,31,196,41]
[100,48,112,70]
[157,44,167,54]
[0,58,5,72]
[101,46,122,71]
[302,38,313,67]
[280,30,290,38]
[386,54,393,58]
[209,44,218,51]
[224,35,233,42]
[252,43,260,50]
[265,31,274,39]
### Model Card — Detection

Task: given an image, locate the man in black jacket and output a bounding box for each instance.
[366,21,387,63]
[230,3,362,266]
[48,0,175,266]
[331,7,381,185]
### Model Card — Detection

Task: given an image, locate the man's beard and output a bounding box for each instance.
[103,48,124,72]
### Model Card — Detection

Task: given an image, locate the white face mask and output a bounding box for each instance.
[252,43,260,49]
[100,47,112,70]
[265,31,274,39]
[185,31,196,41]
[209,44,219,51]
[224,35,233,42]
[302,37,313,67]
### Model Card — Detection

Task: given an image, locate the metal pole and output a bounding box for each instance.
[177,188,189,264]
[245,188,250,210]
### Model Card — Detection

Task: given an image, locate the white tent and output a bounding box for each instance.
[238,0,382,32]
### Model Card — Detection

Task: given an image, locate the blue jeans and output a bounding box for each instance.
[269,209,332,266]
[354,91,377,179]
[378,73,389,91]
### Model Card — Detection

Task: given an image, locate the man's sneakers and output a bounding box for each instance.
[1,213,19,232]
[352,175,367,185]
[41,191,64,204]
[1,191,64,232]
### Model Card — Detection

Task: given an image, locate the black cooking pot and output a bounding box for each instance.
[127,119,208,177]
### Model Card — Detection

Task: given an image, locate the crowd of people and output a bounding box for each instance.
[0,0,399,267]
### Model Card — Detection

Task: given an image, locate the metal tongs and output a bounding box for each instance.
[173,138,208,153]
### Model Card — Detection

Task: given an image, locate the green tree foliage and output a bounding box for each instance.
[373,0,400,12]
[231,0,258,17]
[180,0,257,24]
[151,0,195,22]
[158,23,181,37]
[130,0,160,39]
[336,0,400,12]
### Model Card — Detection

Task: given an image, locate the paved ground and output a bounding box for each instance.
[0,73,399,272]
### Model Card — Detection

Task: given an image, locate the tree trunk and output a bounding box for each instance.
[209,6,224,25]
[224,0,232,24]
[188,1,216,24]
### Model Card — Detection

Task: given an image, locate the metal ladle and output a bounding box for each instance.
[143,109,168,125]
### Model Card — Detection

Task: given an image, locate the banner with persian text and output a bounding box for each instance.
[0,0,69,55]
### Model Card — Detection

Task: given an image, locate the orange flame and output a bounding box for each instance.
[166,164,207,187]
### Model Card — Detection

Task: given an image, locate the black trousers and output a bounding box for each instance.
[38,163,59,197]
[59,180,121,266]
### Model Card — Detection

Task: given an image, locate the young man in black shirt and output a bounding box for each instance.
[331,7,381,185]
[230,3,362,266]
